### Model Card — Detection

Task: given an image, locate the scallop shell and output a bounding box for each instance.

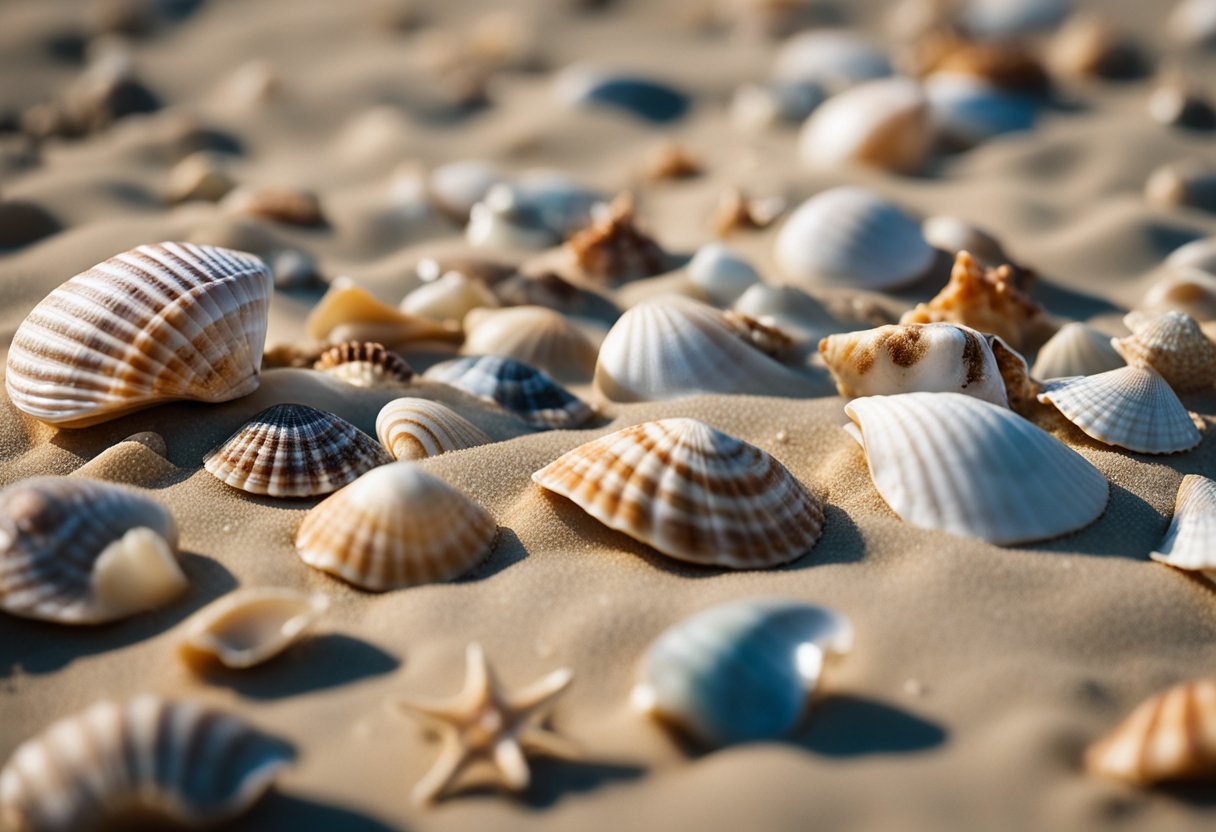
[686,243,761,307]
[1036,365,1201,455]
[400,271,499,322]
[295,462,497,591]
[844,392,1108,544]
[771,30,892,93]
[1150,475,1216,581]
[0,477,186,625]
[797,77,933,175]
[180,588,329,669]
[1031,322,1125,379]
[462,306,599,382]
[774,186,934,291]
[204,403,392,497]
[532,418,825,569]
[1141,267,1216,321]
[376,397,493,461]
[313,341,415,389]
[0,695,293,832]
[424,356,594,429]
[924,73,1037,149]
[565,193,671,284]
[1112,310,1216,392]
[305,278,461,347]
[632,598,853,747]
[6,242,272,428]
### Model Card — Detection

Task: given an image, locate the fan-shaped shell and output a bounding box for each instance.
[5,242,272,428]
[532,418,825,569]
[424,356,594,429]
[376,397,492,461]
[203,403,392,497]
[797,77,933,175]
[633,598,853,747]
[462,306,599,382]
[305,278,460,347]
[1031,322,1124,379]
[0,477,186,624]
[1036,366,1201,454]
[313,341,415,389]
[844,392,1108,544]
[295,462,497,591]
[1150,475,1216,582]
[0,695,293,831]
[180,588,329,669]
[686,243,761,307]
[1113,310,1216,392]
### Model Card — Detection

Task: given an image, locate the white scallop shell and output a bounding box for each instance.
[180,588,329,669]
[924,73,1038,149]
[797,77,933,175]
[462,306,599,382]
[400,271,499,322]
[306,278,461,346]
[376,397,493,461]
[1113,310,1216,392]
[686,243,761,307]
[1150,475,1216,582]
[771,30,892,92]
[1031,322,1125,380]
[1141,267,1216,322]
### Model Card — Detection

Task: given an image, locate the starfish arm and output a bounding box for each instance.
[395,695,468,726]
[509,667,574,714]
[464,642,493,704]
[493,738,532,792]
[413,733,471,806]
[518,726,582,761]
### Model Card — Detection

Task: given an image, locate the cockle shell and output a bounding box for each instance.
[798,77,933,175]
[400,271,499,322]
[774,186,934,291]
[1031,322,1124,380]
[295,462,497,591]
[376,397,493,461]
[532,418,824,569]
[1150,475,1216,582]
[6,242,272,428]
[425,356,594,429]
[306,278,461,347]
[686,243,761,306]
[632,598,852,747]
[1036,366,1201,455]
[180,588,329,669]
[844,392,1108,544]
[1141,267,1216,322]
[462,306,599,382]
[204,403,392,497]
[1112,310,1216,392]
[313,341,415,389]
[0,695,293,832]
[771,30,892,93]
[0,477,186,625]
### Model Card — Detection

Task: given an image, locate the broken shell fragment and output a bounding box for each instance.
[376,397,493,461]
[180,588,329,669]
[1031,321,1124,379]
[1150,475,1216,582]
[425,355,594,429]
[1112,310,1216,392]
[313,341,415,389]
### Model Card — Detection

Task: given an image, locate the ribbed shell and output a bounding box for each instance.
[1036,366,1201,455]
[295,462,498,591]
[0,695,293,832]
[203,404,392,497]
[424,356,594,430]
[844,392,1109,544]
[797,77,933,175]
[1031,322,1124,380]
[0,477,185,624]
[1113,310,1216,393]
[180,588,329,669]
[532,418,825,569]
[1150,475,1216,580]
[462,306,599,382]
[312,341,415,389]
[5,242,272,428]
[375,398,493,461]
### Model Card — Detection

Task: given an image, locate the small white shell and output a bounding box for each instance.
[462,306,599,382]
[306,279,461,347]
[400,271,499,322]
[376,397,493,461]
[180,588,329,669]
[425,355,595,429]
[686,243,761,307]
[771,30,892,93]
[1031,322,1125,379]
[797,77,933,175]
[924,73,1037,149]
[1150,475,1216,582]
[732,283,842,343]
[1113,310,1216,392]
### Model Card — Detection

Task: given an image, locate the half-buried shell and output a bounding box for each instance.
[424,356,594,429]
[1112,310,1216,393]
[1150,475,1216,583]
[313,341,415,389]
[179,587,329,669]
[376,397,493,461]
[462,306,599,383]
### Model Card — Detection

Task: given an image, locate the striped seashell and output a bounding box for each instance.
[1113,310,1216,392]
[1150,475,1216,583]
[845,392,1108,544]
[313,341,415,389]
[180,588,329,669]
[1037,366,1201,455]
[1141,267,1216,322]
[376,397,493,461]
[204,403,392,497]
[424,356,594,430]
[1031,322,1124,380]
[306,278,461,347]
[295,462,497,591]
[797,77,933,175]
[532,418,825,569]
[1086,679,1216,785]
[6,242,272,428]
[462,306,599,382]
[0,695,293,832]
[633,598,853,747]
[0,477,186,625]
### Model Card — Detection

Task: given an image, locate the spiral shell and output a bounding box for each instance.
[1112,310,1216,392]
[424,356,594,429]
[312,341,415,389]
[180,588,329,669]
[797,77,933,175]
[462,306,599,382]
[1030,322,1124,380]
[376,397,492,461]
[1150,475,1216,582]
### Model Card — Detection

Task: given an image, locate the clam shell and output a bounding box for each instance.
[1037,365,1202,454]
[771,30,892,93]
[180,588,329,669]
[686,243,761,307]
[306,278,461,347]
[5,242,272,428]
[462,306,599,382]
[0,477,186,624]
[532,418,825,569]
[204,403,392,497]
[633,598,852,747]
[376,397,493,461]
[845,392,1109,544]
[1112,310,1216,392]
[1150,475,1216,581]
[797,77,933,175]
[1141,267,1216,321]
[313,341,415,389]
[774,186,934,291]
[1031,322,1125,380]
[0,695,293,832]
[924,73,1037,149]
[400,271,499,322]
[295,462,497,591]
[424,356,594,429]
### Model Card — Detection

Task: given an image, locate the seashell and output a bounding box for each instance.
[1167,0,1216,49]
[686,243,761,306]
[775,186,935,291]
[204,403,392,497]
[1141,267,1216,322]
[533,418,825,569]
[771,30,892,93]
[1031,321,1124,380]
[428,159,504,221]
[1113,310,1216,392]
[1145,162,1216,213]
[732,283,842,343]
[415,256,517,288]
[0,695,293,831]
[313,341,415,389]
[492,270,620,322]
[720,311,795,359]
[986,334,1041,412]
[1046,13,1148,80]
[295,462,497,591]
[306,278,461,347]
[845,392,1108,544]
[1086,678,1216,785]
[224,185,326,227]
[425,356,595,429]
[644,141,703,182]
[1149,475,1216,582]
[729,81,824,132]
[819,323,1008,405]
[462,306,599,382]
[376,397,493,461]
[6,242,272,428]
[1036,365,1201,454]
[924,73,1038,149]
[797,77,933,175]
[909,31,1050,93]
[962,0,1072,37]
[565,193,672,284]
[554,65,691,123]
[180,588,329,669]
[711,187,787,237]
[166,151,235,204]
[1148,75,1216,130]
[0,477,185,625]
[632,598,853,747]
[466,173,605,250]
[922,215,1010,266]
[401,271,500,322]
[1166,238,1216,276]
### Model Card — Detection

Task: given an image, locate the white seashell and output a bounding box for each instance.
[0,695,293,832]
[6,242,272,428]
[180,588,329,669]
[1168,0,1216,48]
[1165,237,1216,276]
[1146,162,1216,213]
[533,418,825,569]
[400,271,499,322]
[924,73,1037,149]
[1141,267,1216,322]
[732,283,842,343]
[775,186,934,291]
[1037,365,1201,454]
[468,174,602,249]
[1113,310,1216,392]
[845,392,1108,544]
[306,278,461,347]
[295,462,497,591]
[686,243,761,306]
[428,159,505,221]
[376,397,493,461]
[963,0,1072,37]
[312,341,415,389]
[462,306,599,382]
[633,598,852,747]
[798,77,933,175]
[1150,475,1216,582]
[425,355,595,429]
[771,30,892,93]
[1031,322,1125,380]
[921,215,1010,265]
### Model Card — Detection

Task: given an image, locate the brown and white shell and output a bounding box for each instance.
[1149,475,1216,582]
[376,397,492,461]
[565,193,672,284]
[1112,310,1216,392]
[313,341,415,389]
[462,306,599,382]
[179,588,329,669]
[797,77,933,175]
[306,278,461,347]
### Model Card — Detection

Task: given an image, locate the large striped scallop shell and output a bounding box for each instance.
[1150,475,1216,582]
[306,278,461,347]
[532,418,825,569]
[203,403,392,497]
[633,598,853,747]
[844,392,1109,544]
[5,242,272,428]
[1036,366,1201,455]
[312,341,415,389]
[462,306,599,382]
[424,356,594,429]
[375,397,493,461]
[0,477,186,624]
[1031,322,1124,380]
[295,462,497,591]
[179,588,329,669]
[0,695,293,832]
[797,77,933,175]
[1113,310,1216,393]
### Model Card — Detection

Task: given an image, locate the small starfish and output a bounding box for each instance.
[394,642,577,804]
